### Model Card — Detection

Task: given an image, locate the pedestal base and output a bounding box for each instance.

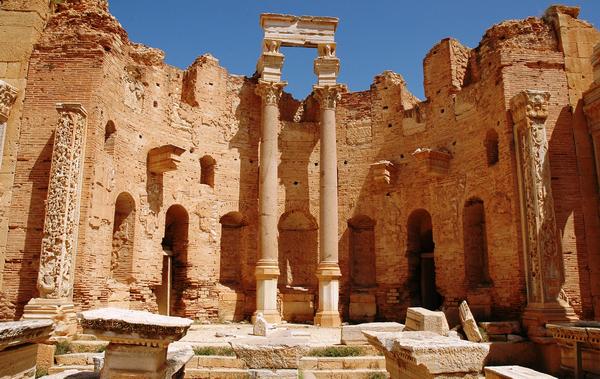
[101,343,167,379]
[254,263,281,324]
[22,298,77,341]
[314,264,341,327]
[522,302,578,342]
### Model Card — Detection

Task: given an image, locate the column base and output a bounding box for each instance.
[22,298,77,341]
[254,262,281,324]
[522,301,578,343]
[314,263,341,327]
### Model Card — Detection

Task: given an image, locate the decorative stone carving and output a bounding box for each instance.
[260,14,338,48]
[0,80,18,123]
[405,307,450,336]
[547,322,600,377]
[313,85,345,110]
[510,90,576,337]
[0,320,53,379]
[255,80,286,106]
[37,104,88,299]
[253,312,271,336]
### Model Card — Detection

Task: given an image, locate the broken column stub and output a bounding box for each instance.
[0,320,53,379]
[405,307,449,336]
[459,301,483,342]
[364,331,489,379]
[79,308,193,379]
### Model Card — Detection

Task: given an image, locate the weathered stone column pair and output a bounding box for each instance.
[23,103,88,339]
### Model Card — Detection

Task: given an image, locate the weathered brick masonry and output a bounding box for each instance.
[0,0,599,324]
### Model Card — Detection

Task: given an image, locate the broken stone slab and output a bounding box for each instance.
[364,331,489,379]
[484,365,557,378]
[254,312,276,336]
[404,307,449,336]
[479,321,521,335]
[459,301,483,342]
[230,337,311,369]
[0,320,54,379]
[341,322,405,345]
[78,308,193,379]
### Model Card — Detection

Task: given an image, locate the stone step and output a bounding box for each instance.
[185,368,250,379]
[189,355,246,369]
[55,352,101,366]
[74,333,98,341]
[47,365,95,375]
[300,369,389,379]
[299,356,386,370]
[67,340,108,353]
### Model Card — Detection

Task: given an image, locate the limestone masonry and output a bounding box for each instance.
[0,0,600,341]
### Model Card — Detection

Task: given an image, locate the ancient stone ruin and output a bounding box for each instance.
[0,0,600,377]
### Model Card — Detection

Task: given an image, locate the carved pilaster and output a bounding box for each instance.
[510,90,576,338]
[0,80,18,123]
[36,103,88,300]
[255,80,286,106]
[313,84,346,110]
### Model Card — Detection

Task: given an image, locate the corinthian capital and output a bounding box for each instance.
[0,80,18,123]
[255,80,286,106]
[313,84,346,110]
[510,90,551,126]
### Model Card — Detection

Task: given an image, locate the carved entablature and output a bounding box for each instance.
[510,90,566,305]
[313,84,346,110]
[255,80,286,106]
[260,14,338,48]
[0,320,54,351]
[147,144,186,174]
[38,103,88,299]
[370,160,396,188]
[412,148,452,175]
[0,80,18,123]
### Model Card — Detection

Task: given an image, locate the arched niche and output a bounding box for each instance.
[219,211,248,287]
[110,192,135,284]
[348,215,376,288]
[463,198,491,289]
[278,210,318,289]
[200,155,216,187]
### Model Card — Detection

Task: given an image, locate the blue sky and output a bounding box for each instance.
[109,1,600,100]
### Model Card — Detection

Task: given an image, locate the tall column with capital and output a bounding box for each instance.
[23,103,88,340]
[313,43,345,327]
[510,90,577,340]
[253,40,285,323]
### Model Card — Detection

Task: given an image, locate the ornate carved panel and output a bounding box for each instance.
[37,103,87,299]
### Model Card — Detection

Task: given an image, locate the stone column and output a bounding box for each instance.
[254,79,285,323]
[23,103,88,340]
[0,80,18,287]
[510,90,577,340]
[313,84,344,327]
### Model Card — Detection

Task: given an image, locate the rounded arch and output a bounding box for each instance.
[406,208,441,310]
[279,210,318,231]
[278,210,318,288]
[463,197,491,289]
[111,192,136,283]
[104,120,117,153]
[200,155,216,187]
[484,129,499,166]
[219,211,248,287]
[348,215,376,288]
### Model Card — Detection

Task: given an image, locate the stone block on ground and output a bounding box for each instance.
[0,320,54,379]
[230,337,311,369]
[404,307,449,336]
[484,365,557,378]
[459,301,483,342]
[341,322,404,345]
[364,330,489,378]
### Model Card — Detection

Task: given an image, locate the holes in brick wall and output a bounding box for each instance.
[440,108,445,114]
[110,192,135,284]
[463,198,491,289]
[200,155,216,188]
[388,123,393,128]
[383,106,389,110]
[485,129,499,166]
[104,121,116,154]
[293,181,299,186]
[153,101,158,108]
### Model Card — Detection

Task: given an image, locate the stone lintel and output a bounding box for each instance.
[56,102,87,116]
[147,144,186,174]
[0,320,53,352]
[78,308,192,347]
[260,13,338,48]
[0,80,18,123]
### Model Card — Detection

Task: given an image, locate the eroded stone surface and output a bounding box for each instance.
[405,307,449,336]
[0,320,53,351]
[459,301,483,342]
[231,338,311,369]
[341,322,404,345]
[484,365,557,379]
